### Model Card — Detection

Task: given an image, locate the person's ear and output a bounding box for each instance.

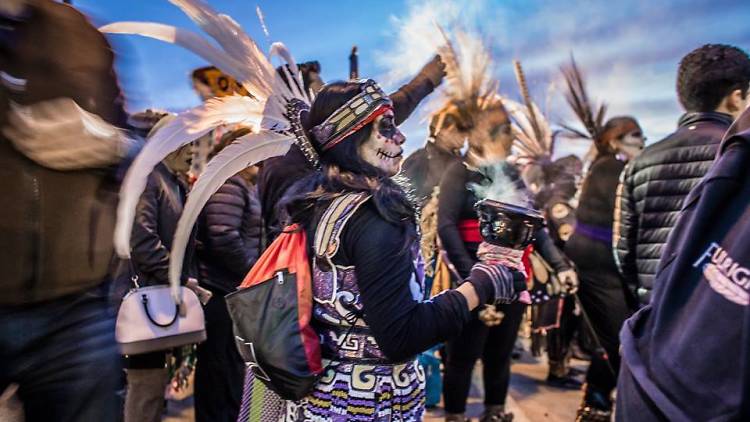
[726,88,745,114]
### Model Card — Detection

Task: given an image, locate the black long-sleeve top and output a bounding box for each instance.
[306,200,471,362]
[576,154,625,230]
[437,160,570,279]
[401,141,462,205]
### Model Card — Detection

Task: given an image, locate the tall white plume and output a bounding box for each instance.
[113,95,265,258]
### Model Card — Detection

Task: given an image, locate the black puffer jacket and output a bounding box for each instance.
[196,175,262,294]
[613,112,732,306]
[130,163,190,285]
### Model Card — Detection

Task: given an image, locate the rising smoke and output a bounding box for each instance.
[468,162,528,207]
[376,0,494,87]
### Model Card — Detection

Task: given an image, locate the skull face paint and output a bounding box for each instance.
[614,129,646,161]
[357,110,405,176]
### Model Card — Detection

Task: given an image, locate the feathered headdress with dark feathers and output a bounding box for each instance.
[503,60,557,164]
[559,55,607,145]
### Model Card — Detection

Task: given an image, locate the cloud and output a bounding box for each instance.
[380,0,750,155]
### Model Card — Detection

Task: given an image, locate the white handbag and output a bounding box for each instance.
[115,277,206,355]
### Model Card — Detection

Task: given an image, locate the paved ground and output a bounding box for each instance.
[163,352,586,422]
[422,353,584,422]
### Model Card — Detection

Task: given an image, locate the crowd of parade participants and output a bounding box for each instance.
[2,1,750,422]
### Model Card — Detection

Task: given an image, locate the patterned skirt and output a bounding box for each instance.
[237,359,426,422]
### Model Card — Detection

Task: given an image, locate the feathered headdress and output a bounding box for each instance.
[559,55,607,146]
[101,0,318,301]
[503,60,556,164]
[430,27,500,137]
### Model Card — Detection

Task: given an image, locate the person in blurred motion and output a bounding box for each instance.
[614,44,750,308]
[124,118,194,422]
[565,116,645,421]
[193,128,263,422]
[0,0,132,421]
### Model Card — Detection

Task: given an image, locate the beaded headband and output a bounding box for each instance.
[309,79,392,152]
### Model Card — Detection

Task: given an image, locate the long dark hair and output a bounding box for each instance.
[283,81,417,237]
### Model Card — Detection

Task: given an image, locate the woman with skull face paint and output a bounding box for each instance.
[280,80,527,421]
[436,98,572,422]
[564,116,645,421]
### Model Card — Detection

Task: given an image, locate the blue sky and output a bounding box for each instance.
[76,0,750,155]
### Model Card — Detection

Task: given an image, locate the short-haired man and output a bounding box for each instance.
[614,44,750,307]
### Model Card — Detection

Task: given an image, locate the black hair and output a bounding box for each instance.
[677,44,750,112]
[284,81,417,241]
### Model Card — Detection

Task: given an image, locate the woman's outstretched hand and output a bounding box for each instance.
[468,262,527,305]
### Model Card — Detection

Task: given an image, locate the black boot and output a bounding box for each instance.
[480,404,514,422]
[546,372,584,390]
[547,359,584,390]
[445,412,470,422]
[575,386,612,421]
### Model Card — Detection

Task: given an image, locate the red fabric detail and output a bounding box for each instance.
[239,224,322,374]
[522,245,533,286]
[322,104,393,151]
[458,219,482,243]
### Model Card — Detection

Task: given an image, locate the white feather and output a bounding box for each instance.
[270,45,307,101]
[502,96,552,159]
[98,22,263,98]
[168,0,276,99]
[114,96,264,257]
[168,133,295,301]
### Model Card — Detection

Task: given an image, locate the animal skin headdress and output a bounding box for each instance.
[192,66,249,97]
[100,0,367,301]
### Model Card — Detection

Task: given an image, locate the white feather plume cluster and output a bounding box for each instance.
[437,28,497,109]
[101,0,311,302]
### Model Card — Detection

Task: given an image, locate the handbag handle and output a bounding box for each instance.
[141,293,180,328]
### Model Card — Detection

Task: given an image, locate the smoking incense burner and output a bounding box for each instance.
[475,199,545,250]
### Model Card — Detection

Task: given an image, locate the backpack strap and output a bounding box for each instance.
[313,192,371,305]
[314,192,371,260]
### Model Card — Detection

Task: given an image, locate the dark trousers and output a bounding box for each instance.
[194,290,245,422]
[566,233,632,400]
[546,296,578,369]
[0,285,120,422]
[443,302,526,414]
[576,272,631,397]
